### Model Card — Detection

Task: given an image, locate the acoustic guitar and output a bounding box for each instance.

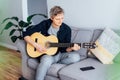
[27,32,96,58]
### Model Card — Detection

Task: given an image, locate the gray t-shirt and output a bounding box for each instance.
[48,25,59,36]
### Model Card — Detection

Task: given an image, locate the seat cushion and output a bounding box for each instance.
[45,75,59,80]
[91,29,103,42]
[28,58,39,70]
[28,58,66,77]
[59,58,109,80]
[47,63,66,77]
[71,27,93,60]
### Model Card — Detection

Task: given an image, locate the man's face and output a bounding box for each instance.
[51,13,64,27]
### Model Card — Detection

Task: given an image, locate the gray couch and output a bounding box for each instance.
[17,27,120,80]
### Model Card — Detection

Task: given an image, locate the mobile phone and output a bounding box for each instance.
[80,66,95,71]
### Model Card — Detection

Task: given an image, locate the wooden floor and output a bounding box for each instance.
[0,46,21,80]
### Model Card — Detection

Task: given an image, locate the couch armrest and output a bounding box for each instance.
[17,40,35,80]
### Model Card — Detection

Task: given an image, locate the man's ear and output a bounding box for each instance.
[50,16,54,20]
[50,17,53,20]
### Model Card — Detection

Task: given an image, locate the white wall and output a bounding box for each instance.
[47,0,120,29]
[27,0,47,24]
[0,0,23,50]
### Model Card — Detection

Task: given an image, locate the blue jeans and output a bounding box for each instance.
[36,52,80,80]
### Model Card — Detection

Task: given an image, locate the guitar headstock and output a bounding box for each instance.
[82,42,97,49]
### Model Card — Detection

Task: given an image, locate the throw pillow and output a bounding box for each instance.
[91,28,120,64]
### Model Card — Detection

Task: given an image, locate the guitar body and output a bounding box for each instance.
[27,32,58,58]
[27,32,96,58]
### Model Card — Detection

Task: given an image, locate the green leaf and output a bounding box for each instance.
[11,36,18,43]
[17,29,23,31]
[27,14,47,23]
[5,22,15,30]
[19,20,30,27]
[9,29,16,36]
[2,17,19,24]
[0,22,16,34]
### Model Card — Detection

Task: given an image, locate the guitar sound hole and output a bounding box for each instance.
[34,38,38,51]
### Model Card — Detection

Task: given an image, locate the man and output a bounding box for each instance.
[23,6,80,80]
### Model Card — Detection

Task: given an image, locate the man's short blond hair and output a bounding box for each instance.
[50,6,64,18]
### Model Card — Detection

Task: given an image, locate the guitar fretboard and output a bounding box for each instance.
[49,43,81,47]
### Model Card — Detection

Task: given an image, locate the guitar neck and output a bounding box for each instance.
[48,42,96,49]
[49,43,81,47]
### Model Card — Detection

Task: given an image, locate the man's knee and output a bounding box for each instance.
[69,53,80,63]
[40,55,53,64]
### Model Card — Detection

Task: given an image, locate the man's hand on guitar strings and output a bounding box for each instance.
[34,43,47,53]
[71,44,81,51]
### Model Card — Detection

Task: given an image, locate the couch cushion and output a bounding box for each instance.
[28,58,66,77]
[45,75,59,80]
[91,28,120,64]
[71,27,93,60]
[91,29,103,42]
[71,27,81,42]
[59,58,109,80]
[88,29,103,58]
[28,58,39,70]
[47,63,66,77]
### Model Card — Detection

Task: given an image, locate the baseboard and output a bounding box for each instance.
[0,42,18,50]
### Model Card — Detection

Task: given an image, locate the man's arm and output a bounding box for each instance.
[24,36,46,53]
[66,44,80,52]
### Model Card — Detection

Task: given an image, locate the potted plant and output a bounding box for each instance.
[0,13,47,43]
